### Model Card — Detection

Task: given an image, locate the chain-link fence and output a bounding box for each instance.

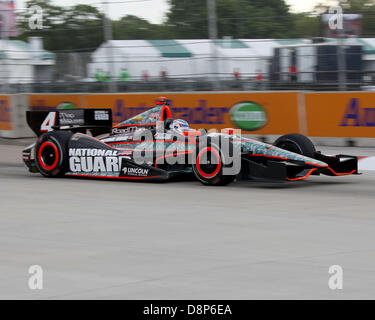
[0,37,374,93]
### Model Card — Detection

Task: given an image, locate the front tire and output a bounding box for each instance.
[274,133,316,157]
[35,131,72,177]
[192,145,236,186]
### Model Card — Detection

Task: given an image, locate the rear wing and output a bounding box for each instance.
[26,109,112,136]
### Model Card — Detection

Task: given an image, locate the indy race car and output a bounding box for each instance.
[23,97,359,186]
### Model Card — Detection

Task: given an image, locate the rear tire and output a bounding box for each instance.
[35,131,72,177]
[192,145,236,186]
[274,133,316,158]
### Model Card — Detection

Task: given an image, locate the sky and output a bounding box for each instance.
[13,0,332,24]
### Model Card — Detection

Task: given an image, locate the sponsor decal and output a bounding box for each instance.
[340,98,375,127]
[133,116,144,122]
[149,112,160,120]
[59,110,84,126]
[69,149,118,157]
[95,110,110,121]
[111,126,137,135]
[229,101,268,131]
[122,166,149,177]
[69,148,121,172]
[101,135,133,143]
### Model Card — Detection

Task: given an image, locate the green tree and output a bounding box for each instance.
[113,15,173,40]
[166,0,208,38]
[166,0,294,39]
[17,0,104,51]
[289,13,321,38]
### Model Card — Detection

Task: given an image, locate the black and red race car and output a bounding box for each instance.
[23,98,359,186]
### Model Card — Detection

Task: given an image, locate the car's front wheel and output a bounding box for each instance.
[274,133,316,157]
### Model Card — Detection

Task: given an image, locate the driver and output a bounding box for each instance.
[170,119,189,131]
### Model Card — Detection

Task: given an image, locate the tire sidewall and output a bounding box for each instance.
[35,134,66,177]
[193,146,222,185]
[274,133,316,158]
[192,144,236,186]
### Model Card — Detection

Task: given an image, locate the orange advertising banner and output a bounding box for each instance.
[0,95,12,131]
[29,92,300,135]
[305,92,375,138]
[29,94,87,111]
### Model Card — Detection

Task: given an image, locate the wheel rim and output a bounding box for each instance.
[196,147,221,179]
[38,141,59,171]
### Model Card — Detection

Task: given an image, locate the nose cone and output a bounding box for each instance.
[272,146,328,168]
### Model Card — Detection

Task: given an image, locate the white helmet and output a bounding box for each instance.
[170,119,189,131]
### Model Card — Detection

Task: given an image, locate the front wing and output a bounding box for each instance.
[239,152,359,182]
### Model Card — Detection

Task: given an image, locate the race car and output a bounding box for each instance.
[22,97,359,186]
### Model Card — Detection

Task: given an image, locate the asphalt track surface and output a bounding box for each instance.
[1,142,375,299]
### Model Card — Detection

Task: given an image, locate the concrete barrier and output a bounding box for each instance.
[0,94,34,138]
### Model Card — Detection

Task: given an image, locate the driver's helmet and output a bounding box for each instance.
[170,119,189,131]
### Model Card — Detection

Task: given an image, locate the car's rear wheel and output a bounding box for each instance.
[35,131,72,177]
[274,133,316,158]
[192,145,236,186]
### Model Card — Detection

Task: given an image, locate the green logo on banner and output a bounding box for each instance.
[230,101,267,131]
[57,102,76,110]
